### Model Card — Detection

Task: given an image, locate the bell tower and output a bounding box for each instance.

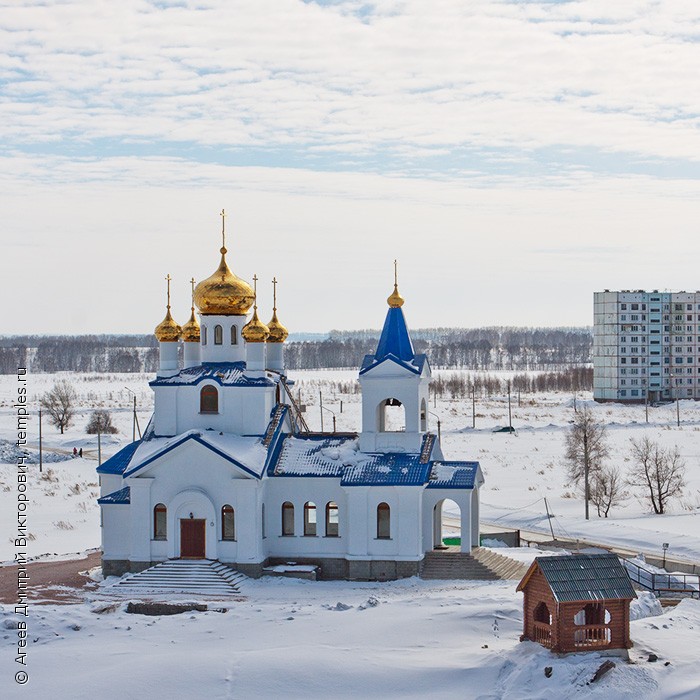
[358,263,430,453]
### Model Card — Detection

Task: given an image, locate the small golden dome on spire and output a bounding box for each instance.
[267,310,288,343]
[181,278,201,342]
[387,259,404,308]
[241,274,269,343]
[242,308,270,343]
[193,210,255,316]
[267,277,288,343]
[154,274,182,342]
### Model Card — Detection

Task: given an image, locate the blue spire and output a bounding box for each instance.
[375,306,415,362]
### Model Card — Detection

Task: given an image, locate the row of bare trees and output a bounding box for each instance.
[0,327,592,373]
[430,368,593,399]
[564,407,687,517]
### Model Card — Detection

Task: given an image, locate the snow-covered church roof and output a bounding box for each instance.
[150,362,276,388]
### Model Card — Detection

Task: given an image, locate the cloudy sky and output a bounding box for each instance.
[2,0,700,335]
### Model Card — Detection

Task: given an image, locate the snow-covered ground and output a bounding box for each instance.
[1,370,700,699]
[1,576,698,699]
[1,369,699,563]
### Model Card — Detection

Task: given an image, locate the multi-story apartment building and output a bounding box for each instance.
[594,290,700,403]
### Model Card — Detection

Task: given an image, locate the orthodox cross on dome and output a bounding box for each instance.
[165,274,172,310]
[190,277,196,310]
[252,274,259,311]
[220,209,227,252]
[272,276,278,311]
[387,259,404,308]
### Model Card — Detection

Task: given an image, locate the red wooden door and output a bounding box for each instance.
[180,519,206,558]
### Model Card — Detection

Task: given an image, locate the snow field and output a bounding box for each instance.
[1,578,698,699]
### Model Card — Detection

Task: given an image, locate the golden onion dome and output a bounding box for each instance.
[154,308,181,342]
[193,246,255,316]
[387,283,404,308]
[266,309,288,343]
[181,308,200,343]
[241,308,269,343]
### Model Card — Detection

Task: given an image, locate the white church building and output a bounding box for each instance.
[98,219,484,580]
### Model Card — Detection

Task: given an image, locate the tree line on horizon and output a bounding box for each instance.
[0,326,592,375]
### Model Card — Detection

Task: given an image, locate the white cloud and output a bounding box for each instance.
[2,1,700,335]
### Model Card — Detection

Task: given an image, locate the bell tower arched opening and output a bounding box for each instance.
[377,398,406,433]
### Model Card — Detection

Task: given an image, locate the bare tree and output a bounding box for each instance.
[628,437,686,514]
[564,406,609,520]
[590,466,626,518]
[86,409,118,435]
[40,380,77,434]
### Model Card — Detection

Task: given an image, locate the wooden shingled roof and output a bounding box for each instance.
[517,553,637,603]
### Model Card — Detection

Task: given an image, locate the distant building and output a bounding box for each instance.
[97,215,484,580]
[594,290,700,403]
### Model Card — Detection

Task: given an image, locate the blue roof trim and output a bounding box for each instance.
[376,306,414,362]
[264,407,290,476]
[359,353,428,376]
[426,461,480,489]
[96,441,141,475]
[123,433,263,479]
[98,486,130,505]
[150,362,275,388]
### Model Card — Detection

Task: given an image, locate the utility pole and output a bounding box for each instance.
[645,394,649,423]
[319,390,324,432]
[507,383,513,433]
[38,408,43,473]
[544,497,556,541]
[676,396,680,427]
[471,385,476,429]
[124,387,138,443]
[583,431,590,521]
[97,423,102,466]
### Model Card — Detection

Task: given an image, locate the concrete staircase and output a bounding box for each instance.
[420,548,528,581]
[109,560,246,597]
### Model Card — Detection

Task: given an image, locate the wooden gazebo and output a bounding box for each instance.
[517,553,636,653]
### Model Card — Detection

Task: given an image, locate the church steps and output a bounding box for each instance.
[108,560,246,597]
[419,548,529,581]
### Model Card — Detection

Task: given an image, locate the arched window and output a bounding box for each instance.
[304,502,317,536]
[221,505,235,541]
[214,324,223,345]
[420,399,427,432]
[200,385,218,413]
[534,602,551,625]
[325,502,339,537]
[282,501,294,536]
[202,326,207,345]
[377,502,391,539]
[231,325,238,345]
[153,503,167,540]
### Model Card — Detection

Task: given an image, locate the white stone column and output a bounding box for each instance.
[345,487,369,557]
[183,341,200,368]
[471,488,480,548]
[127,477,154,565]
[460,493,472,553]
[158,341,179,377]
[267,342,284,372]
[246,342,266,374]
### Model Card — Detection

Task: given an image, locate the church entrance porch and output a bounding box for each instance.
[180,519,206,559]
